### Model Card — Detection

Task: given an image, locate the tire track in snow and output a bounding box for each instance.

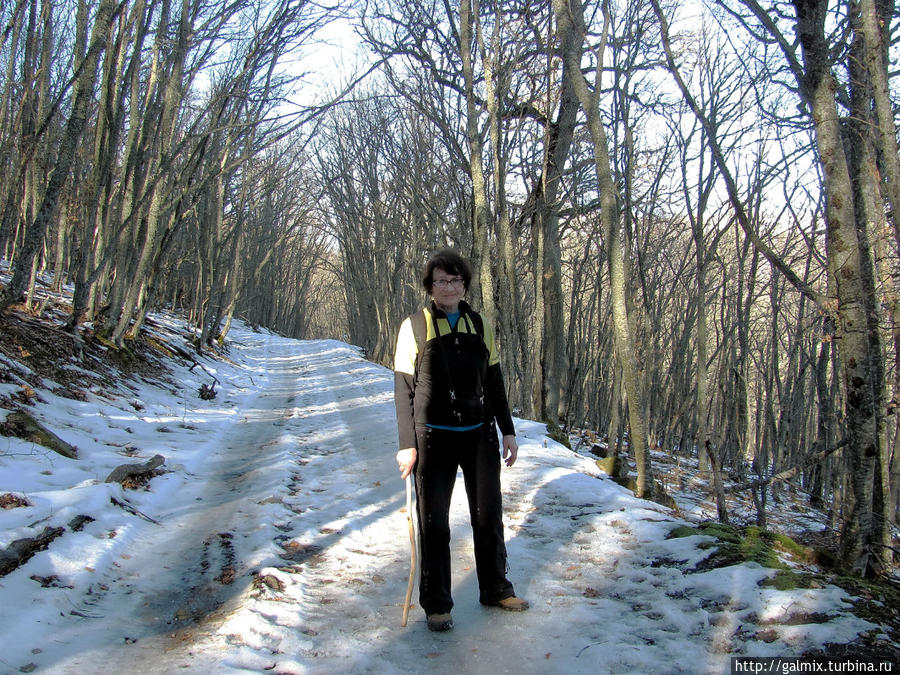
[46,332,316,672]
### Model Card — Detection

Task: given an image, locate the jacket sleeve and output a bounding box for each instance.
[482,320,515,437]
[393,317,417,450]
[485,363,515,437]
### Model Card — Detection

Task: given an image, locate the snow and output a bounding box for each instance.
[0,314,888,674]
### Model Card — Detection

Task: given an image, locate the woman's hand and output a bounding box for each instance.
[502,435,518,467]
[396,447,417,478]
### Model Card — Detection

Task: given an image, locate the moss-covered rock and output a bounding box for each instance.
[667,525,698,539]
[596,455,621,477]
[544,420,571,449]
[669,526,900,642]
[666,522,818,572]
[667,522,740,543]
[759,570,824,591]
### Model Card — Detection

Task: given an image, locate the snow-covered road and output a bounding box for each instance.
[0,321,882,674]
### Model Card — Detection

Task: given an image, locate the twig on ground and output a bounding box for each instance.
[110,496,161,525]
[576,642,604,658]
[188,361,220,387]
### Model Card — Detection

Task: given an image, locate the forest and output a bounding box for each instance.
[0,0,897,579]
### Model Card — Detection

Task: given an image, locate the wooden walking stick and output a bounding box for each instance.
[401,473,417,627]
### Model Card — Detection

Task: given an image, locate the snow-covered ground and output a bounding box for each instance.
[0,314,892,674]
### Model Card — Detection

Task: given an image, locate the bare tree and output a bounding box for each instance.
[1,0,125,311]
[652,0,893,575]
[552,0,653,498]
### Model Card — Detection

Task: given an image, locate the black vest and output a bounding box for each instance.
[412,302,491,428]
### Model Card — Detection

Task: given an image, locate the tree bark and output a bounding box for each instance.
[792,0,883,576]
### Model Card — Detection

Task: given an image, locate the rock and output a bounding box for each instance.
[0,411,77,459]
[0,549,19,576]
[68,515,95,532]
[104,454,165,485]
[596,455,622,477]
[590,443,608,458]
[755,628,779,643]
[257,574,285,592]
[0,526,66,577]
[0,493,30,509]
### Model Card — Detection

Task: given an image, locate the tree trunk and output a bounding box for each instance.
[857,0,900,249]
[792,0,884,576]
[475,1,526,412]
[521,12,579,422]
[553,0,652,497]
[459,0,496,325]
[1,0,123,311]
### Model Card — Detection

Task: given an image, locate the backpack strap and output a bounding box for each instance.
[412,305,485,365]
[466,309,484,340]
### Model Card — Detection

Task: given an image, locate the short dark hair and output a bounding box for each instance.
[422,248,473,294]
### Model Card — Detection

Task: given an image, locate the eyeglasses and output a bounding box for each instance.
[432,278,465,289]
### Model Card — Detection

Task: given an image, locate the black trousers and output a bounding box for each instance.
[414,425,515,614]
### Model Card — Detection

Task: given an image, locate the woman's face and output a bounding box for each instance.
[431,267,465,311]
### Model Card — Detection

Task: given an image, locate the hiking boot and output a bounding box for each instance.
[485,596,529,612]
[427,613,453,631]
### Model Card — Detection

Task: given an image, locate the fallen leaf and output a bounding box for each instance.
[755,629,779,643]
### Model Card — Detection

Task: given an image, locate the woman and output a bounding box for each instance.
[394,248,528,632]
